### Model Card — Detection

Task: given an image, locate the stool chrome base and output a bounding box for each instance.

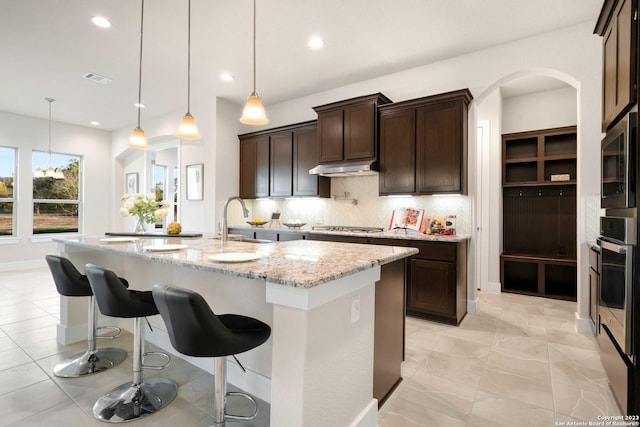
[93,377,178,423]
[53,348,127,378]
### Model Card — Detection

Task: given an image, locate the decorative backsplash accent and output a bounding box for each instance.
[230,175,471,234]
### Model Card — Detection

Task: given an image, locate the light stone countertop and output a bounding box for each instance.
[231,225,471,243]
[54,236,417,289]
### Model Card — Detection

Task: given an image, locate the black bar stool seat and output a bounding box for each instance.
[152,283,271,426]
[86,264,177,423]
[45,255,127,378]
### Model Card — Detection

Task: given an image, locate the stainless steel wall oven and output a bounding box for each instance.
[598,216,636,413]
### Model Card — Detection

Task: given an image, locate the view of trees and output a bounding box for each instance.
[33,159,79,214]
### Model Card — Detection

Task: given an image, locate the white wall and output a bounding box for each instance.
[502,86,577,134]
[0,110,112,268]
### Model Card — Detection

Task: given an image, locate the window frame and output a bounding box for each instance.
[31,150,83,236]
[0,145,17,238]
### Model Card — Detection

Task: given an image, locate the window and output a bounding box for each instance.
[154,163,166,228]
[32,151,81,234]
[0,147,16,236]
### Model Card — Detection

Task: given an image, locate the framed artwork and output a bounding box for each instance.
[125,172,139,195]
[186,163,204,200]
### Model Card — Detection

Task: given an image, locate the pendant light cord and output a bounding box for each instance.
[252,0,256,94]
[136,0,145,127]
[186,0,192,112]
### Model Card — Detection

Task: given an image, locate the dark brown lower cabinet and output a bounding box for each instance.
[405,241,467,325]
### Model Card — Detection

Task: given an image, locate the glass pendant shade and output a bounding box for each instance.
[177,112,201,139]
[128,126,148,149]
[34,168,44,178]
[240,93,269,125]
[54,168,65,180]
[45,166,56,178]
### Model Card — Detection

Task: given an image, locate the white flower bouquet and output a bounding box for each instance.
[119,193,170,233]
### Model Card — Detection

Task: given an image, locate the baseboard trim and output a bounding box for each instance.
[481,281,502,294]
[57,322,88,345]
[349,399,378,427]
[575,312,594,336]
[467,297,479,314]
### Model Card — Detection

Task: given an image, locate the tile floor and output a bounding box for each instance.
[0,266,623,426]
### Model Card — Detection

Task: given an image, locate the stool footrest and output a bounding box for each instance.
[141,351,171,370]
[96,325,122,339]
[224,391,258,421]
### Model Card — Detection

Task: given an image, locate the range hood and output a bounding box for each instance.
[309,159,378,177]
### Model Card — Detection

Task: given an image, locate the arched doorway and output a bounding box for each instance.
[471,69,582,320]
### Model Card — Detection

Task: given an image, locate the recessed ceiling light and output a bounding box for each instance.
[220,73,234,82]
[91,16,112,28]
[90,121,100,126]
[134,103,145,109]
[308,36,324,49]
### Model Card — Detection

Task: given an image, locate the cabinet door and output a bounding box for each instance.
[239,138,257,199]
[293,126,320,196]
[602,0,635,131]
[379,109,416,194]
[270,131,293,197]
[239,136,269,199]
[255,136,270,197]
[416,101,465,194]
[407,258,456,319]
[344,102,376,160]
[317,109,344,163]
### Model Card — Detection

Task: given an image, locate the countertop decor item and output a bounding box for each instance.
[247,219,268,227]
[119,193,170,234]
[283,222,306,229]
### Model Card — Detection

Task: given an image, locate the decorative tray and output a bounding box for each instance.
[283,223,306,229]
[247,221,269,227]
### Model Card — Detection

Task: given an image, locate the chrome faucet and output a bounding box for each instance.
[222,196,249,244]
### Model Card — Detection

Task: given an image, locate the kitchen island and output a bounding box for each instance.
[54,236,417,427]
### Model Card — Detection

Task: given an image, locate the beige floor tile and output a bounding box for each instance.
[0,361,50,396]
[491,334,549,362]
[0,380,71,426]
[478,363,554,410]
[7,401,101,427]
[422,348,485,388]
[0,346,32,371]
[397,370,476,422]
[380,396,467,427]
[553,381,623,420]
[469,390,555,427]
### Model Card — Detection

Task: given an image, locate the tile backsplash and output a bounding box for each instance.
[229,175,471,234]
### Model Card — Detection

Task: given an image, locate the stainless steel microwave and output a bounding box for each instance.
[602,112,637,209]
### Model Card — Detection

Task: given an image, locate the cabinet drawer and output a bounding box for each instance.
[410,242,456,262]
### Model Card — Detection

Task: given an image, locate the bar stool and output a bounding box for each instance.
[85,264,178,423]
[152,283,271,426]
[45,255,127,378]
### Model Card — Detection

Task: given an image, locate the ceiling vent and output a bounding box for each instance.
[82,72,113,85]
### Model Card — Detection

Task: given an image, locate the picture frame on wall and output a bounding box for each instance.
[125,172,139,195]
[186,163,204,200]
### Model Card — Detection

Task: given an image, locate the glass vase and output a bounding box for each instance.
[134,217,147,234]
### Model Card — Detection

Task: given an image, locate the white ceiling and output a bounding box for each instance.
[0,0,602,131]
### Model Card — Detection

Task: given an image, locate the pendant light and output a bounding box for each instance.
[128,0,148,149]
[177,0,201,139]
[34,98,64,180]
[239,0,269,125]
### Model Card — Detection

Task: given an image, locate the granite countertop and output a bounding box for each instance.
[54,237,417,289]
[232,225,471,243]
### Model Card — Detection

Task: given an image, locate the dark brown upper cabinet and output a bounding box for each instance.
[239,135,269,199]
[293,124,330,197]
[270,131,293,197]
[238,121,330,199]
[378,89,472,196]
[595,0,637,131]
[313,93,392,164]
